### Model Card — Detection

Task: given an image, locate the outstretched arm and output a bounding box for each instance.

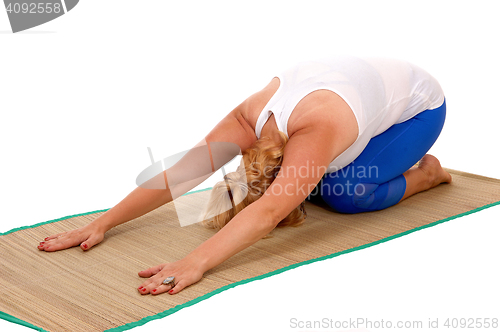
[38,101,257,252]
[137,125,340,295]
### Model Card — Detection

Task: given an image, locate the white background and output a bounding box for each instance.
[1,1,499,331]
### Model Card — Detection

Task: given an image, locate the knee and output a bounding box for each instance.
[352,183,380,209]
[320,182,377,214]
[322,177,406,213]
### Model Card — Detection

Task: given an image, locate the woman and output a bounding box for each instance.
[37,55,452,295]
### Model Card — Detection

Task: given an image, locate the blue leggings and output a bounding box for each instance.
[308,100,446,213]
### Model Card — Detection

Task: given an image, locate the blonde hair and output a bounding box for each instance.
[202,131,307,234]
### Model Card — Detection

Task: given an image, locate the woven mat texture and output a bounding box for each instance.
[1,169,499,331]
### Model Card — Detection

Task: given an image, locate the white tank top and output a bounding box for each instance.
[254,56,445,173]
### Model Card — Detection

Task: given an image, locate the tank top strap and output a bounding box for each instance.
[254,74,289,138]
[255,64,339,139]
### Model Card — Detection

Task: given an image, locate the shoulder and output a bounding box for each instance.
[287,90,359,153]
[205,77,282,155]
[238,77,280,132]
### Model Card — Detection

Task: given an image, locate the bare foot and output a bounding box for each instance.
[417,154,452,189]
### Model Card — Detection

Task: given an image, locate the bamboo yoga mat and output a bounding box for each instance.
[1,169,500,332]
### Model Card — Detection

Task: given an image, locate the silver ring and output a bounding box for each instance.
[162,276,175,288]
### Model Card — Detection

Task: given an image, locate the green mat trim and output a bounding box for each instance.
[0,311,47,332]
[1,187,499,332]
[0,187,212,237]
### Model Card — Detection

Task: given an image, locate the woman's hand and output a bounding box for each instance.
[37,223,105,252]
[137,258,204,295]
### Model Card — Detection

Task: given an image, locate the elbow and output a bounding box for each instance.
[254,196,306,231]
[234,200,280,235]
[257,214,280,239]
[255,201,283,231]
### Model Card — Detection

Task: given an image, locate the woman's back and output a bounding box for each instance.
[244,56,445,172]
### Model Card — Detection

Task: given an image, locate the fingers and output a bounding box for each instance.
[138,283,168,295]
[43,232,66,242]
[137,278,157,294]
[80,233,104,251]
[41,236,75,252]
[38,226,105,252]
[38,232,69,251]
[137,265,175,294]
[137,263,195,296]
[38,230,82,252]
[138,264,166,278]
[38,232,67,249]
[138,279,185,295]
[137,260,204,296]
[167,280,186,295]
[147,284,172,295]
